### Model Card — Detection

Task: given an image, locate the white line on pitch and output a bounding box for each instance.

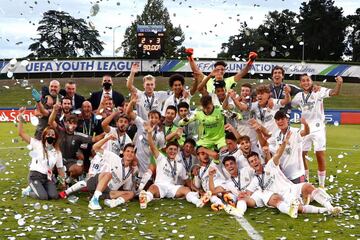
[235,216,263,240]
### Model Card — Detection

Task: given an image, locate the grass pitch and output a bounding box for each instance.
[0,123,359,239]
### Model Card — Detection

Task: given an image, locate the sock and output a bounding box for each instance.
[93,190,102,200]
[115,197,125,205]
[146,191,154,202]
[277,201,291,215]
[210,196,223,205]
[236,200,247,213]
[65,180,86,195]
[139,170,153,191]
[318,170,326,188]
[302,205,327,214]
[305,169,310,182]
[311,188,333,210]
[185,191,200,206]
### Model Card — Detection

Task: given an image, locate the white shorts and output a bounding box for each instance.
[254,190,274,207]
[155,183,182,199]
[303,128,326,151]
[88,154,105,177]
[282,183,306,204]
[250,190,275,208]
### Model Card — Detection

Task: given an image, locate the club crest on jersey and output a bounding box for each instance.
[72,140,75,145]
[266,171,270,176]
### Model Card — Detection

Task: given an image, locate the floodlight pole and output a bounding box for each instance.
[113,25,121,57]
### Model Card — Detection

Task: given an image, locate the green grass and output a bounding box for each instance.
[0,77,359,109]
[0,123,359,239]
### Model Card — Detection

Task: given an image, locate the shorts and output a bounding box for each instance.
[253,189,273,207]
[303,128,326,152]
[197,137,226,151]
[282,183,306,204]
[86,174,111,199]
[154,182,182,199]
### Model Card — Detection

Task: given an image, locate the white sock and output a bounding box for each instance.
[318,170,326,188]
[65,180,86,195]
[210,195,223,205]
[93,190,102,200]
[115,197,125,205]
[311,188,333,210]
[139,170,153,191]
[185,191,200,205]
[277,201,290,215]
[302,205,327,214]
[236,200,247,213]
[305,169,310,182]
[146,191,154,202]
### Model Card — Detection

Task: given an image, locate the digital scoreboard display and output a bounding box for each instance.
[137,25,165,59]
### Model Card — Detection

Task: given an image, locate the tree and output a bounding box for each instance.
[297,0,346,61]
[218,10,300,60]
[257,10,301,59]
[28,10,104,58]
[345,8,360,62]
[218,22,265,59]
[121,0,185,58]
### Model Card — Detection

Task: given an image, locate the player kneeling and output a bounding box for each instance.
[138,123,211,209]
[87,134,136,210]
[246,131,342,217]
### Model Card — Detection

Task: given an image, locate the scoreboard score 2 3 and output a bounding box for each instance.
[137,32,164,59]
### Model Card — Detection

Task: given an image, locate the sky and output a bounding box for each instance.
[0,0,358,59]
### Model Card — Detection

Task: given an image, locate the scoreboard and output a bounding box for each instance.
[137,25,165,59]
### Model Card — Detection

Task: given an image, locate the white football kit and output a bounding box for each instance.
[154,154,188,198]
[250,99,284,135]
[135,88,169,120]
[133,116,165,176]
[268,127,305,181]
[292,87,331,151]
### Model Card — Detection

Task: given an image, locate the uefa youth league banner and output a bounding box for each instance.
[1,59,360,78]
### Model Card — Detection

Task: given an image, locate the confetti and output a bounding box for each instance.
[30,115,39,126]
[90,3,100,16]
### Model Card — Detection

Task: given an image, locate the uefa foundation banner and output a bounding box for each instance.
[1,59,360,77]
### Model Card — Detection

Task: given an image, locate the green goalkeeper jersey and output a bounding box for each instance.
[191,105,225,142]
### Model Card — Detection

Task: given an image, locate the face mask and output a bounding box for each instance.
[46,137,55,144]
[103,82,112,90]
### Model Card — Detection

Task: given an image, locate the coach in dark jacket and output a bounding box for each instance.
[88,74,125,110]
[59,81,85,110]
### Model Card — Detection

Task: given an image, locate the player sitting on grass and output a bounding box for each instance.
[138,123,211,209]
[292,74,343,187]
[246,131,343,217]
[209,155,299,218]
[87,134,136,210]
[192,146,226,211]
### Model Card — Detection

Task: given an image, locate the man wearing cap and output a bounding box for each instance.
[186,49,257,94]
